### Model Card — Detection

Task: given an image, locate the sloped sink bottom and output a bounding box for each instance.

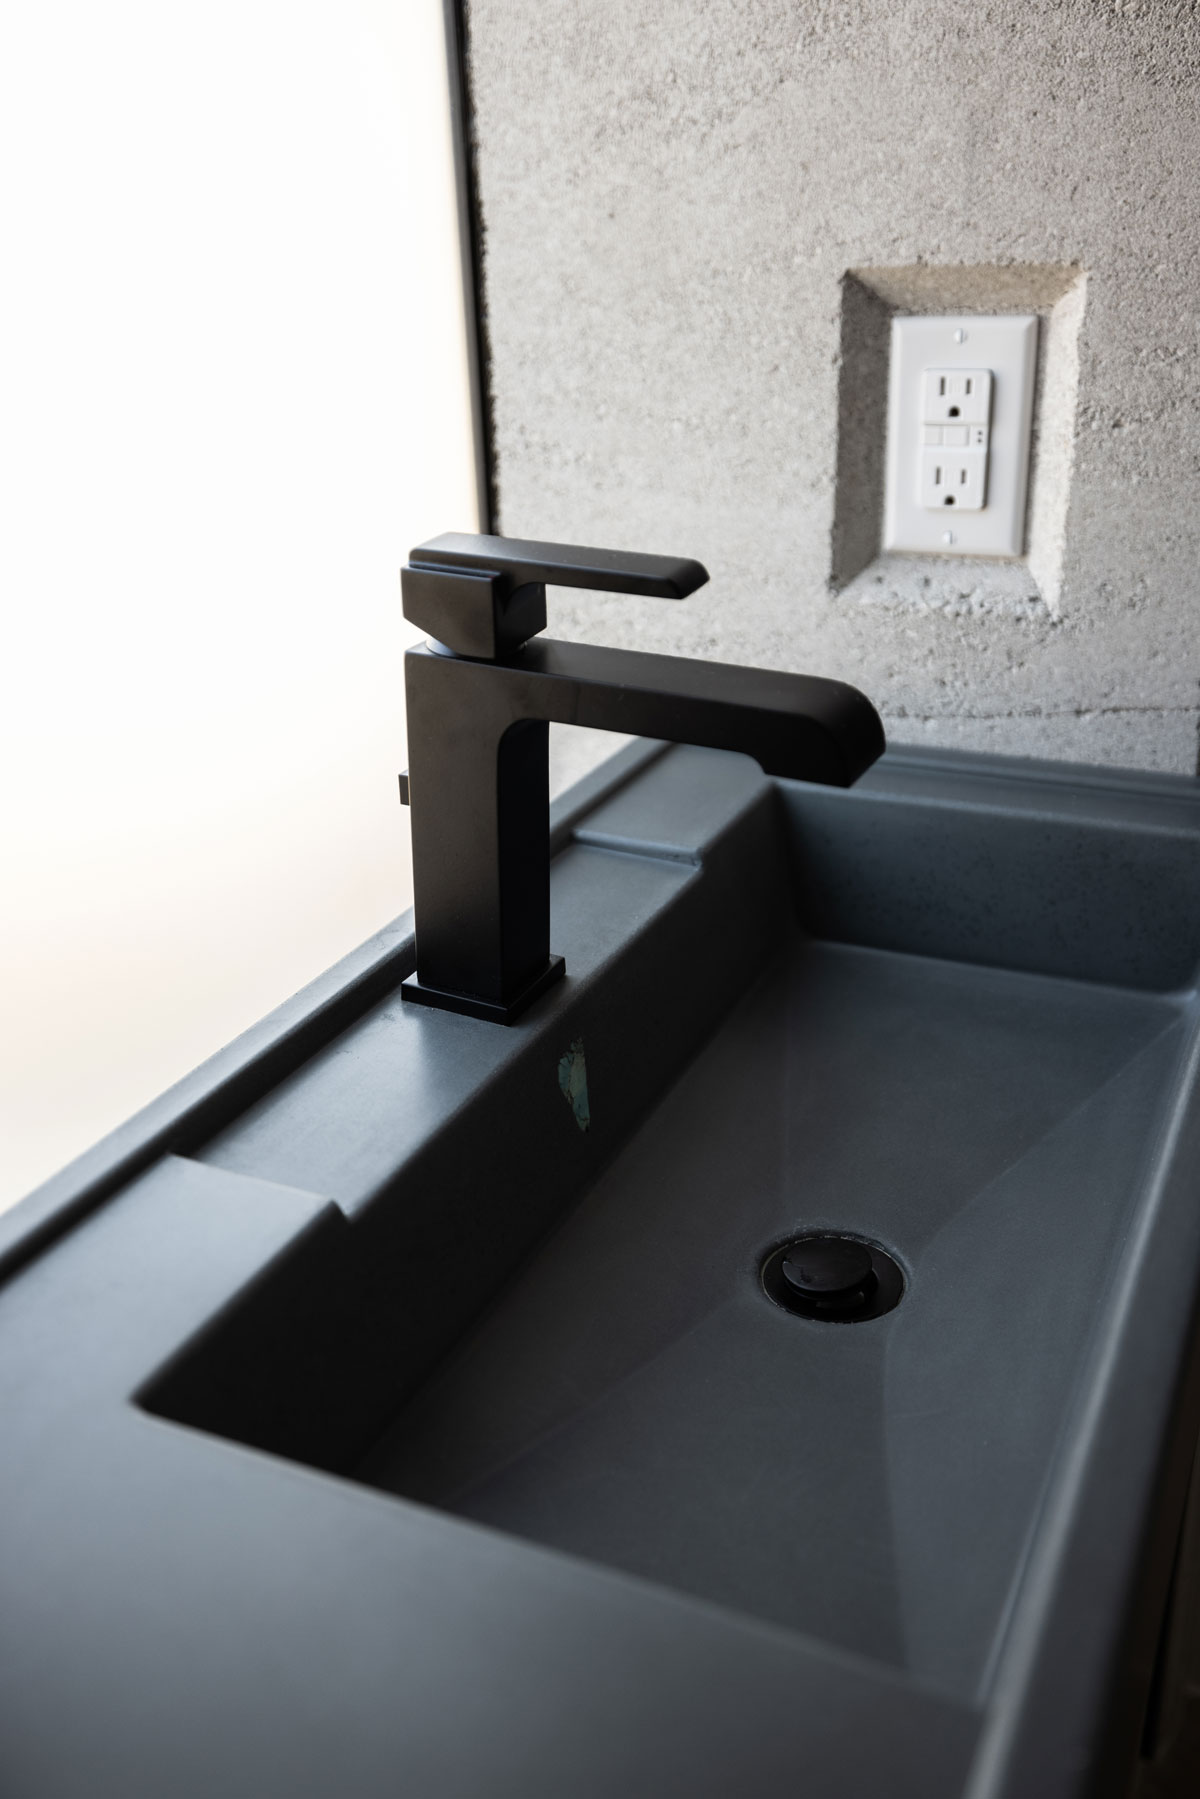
[358,929,1183,1700]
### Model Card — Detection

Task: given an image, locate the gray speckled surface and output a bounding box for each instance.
[466,0,1200,773]
[10,742,1200,1793]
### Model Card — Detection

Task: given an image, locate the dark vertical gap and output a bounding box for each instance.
[442,0,497,534]
[1138,1472,1189,1763]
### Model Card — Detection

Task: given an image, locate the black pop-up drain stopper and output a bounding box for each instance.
[761,1235,904,1323]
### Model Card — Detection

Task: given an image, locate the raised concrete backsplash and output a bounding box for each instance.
[465,0,1200,774]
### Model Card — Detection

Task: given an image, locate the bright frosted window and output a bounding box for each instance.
[0,0,479,1205]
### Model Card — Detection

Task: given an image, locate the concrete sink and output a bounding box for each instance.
[4,740,1200,1797]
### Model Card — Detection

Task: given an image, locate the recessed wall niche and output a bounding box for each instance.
[829,265,1087,617]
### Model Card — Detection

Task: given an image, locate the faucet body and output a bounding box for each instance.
[400,534,885,1023]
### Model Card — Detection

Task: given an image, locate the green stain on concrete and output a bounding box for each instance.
[558,1037,590,1133]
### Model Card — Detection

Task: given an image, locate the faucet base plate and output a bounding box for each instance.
[401,955,566,1026]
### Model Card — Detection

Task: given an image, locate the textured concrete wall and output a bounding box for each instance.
[467,0,1200,773]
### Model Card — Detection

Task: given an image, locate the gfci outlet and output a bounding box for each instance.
[883,315,1037,558]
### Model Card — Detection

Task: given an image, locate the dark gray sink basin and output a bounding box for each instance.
[360,926,1180,1700]
[4,740,1200,1797]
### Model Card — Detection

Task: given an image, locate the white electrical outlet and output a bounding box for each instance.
[922,368,992,427]
[883,315,1037,557]
[919,445,987,510]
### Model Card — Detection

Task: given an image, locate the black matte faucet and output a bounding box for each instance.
[398,533,885,1023]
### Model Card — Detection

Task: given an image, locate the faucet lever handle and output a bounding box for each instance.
[401,532,709,661]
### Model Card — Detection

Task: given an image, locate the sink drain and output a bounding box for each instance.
[761,1234,904,1323]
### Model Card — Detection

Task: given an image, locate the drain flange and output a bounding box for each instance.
[761,1234,904,1322]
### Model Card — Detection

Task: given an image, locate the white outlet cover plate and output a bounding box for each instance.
[883,314,1037,558]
